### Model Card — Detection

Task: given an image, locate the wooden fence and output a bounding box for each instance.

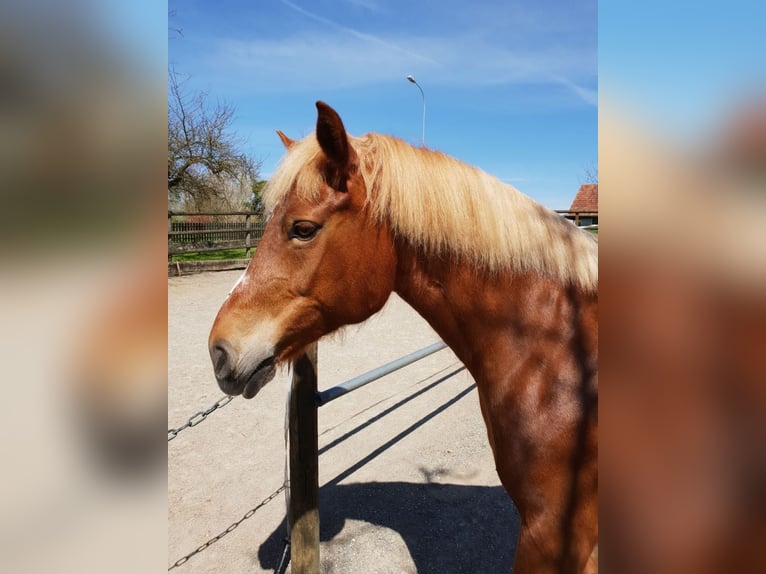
[168,211,266,257]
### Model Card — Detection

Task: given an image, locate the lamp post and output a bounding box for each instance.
[406,75,426,146]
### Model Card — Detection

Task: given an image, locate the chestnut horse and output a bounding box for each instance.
[209,102,598,573]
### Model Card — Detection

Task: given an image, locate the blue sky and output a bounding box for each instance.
[169,0,597,209]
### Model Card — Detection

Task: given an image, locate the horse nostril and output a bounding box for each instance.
[210,339,236,380]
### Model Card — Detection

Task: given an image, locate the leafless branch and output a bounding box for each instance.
[582,160,598,184]
[168,67,260,211]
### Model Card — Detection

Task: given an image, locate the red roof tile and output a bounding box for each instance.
[570,183,598,212]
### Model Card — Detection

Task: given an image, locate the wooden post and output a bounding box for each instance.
[245,213,252,258]
[289,342,319,573]
[167,212,173,263]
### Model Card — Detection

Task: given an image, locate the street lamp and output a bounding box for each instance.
[406,75,426,146]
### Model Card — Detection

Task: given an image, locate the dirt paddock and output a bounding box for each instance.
[169,270,519,573]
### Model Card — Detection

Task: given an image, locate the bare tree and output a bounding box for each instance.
[168,67,259,211]
[582,160,598,184]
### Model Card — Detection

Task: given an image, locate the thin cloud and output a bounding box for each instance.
[278,0,437,65]
[550,75,598,106]
[199,2,595,107]
[208,33,595,106]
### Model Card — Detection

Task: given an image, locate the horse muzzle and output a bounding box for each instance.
[210,339,277,399]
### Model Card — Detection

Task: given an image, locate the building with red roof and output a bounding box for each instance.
[563,183,598,226]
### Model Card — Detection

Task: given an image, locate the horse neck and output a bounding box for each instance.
[393,242,598,385]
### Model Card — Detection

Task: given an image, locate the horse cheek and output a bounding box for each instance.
[356,241,396,318]
[325,242,392,324]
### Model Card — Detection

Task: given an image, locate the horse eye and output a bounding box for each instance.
[289,221,321,241]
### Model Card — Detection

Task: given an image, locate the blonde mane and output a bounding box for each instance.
[265,133,598,291]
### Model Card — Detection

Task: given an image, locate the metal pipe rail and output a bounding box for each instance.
[316,341,447,406]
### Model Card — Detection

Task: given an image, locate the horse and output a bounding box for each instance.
[208,102,598,573]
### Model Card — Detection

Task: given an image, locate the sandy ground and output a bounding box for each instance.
[168,270,519,573]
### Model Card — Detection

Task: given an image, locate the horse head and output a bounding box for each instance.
[208,102,396,398]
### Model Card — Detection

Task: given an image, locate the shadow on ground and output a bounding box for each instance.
[259,481,519,573]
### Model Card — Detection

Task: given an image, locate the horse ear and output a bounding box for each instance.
[315,101,353,169]
[276,130,295,149]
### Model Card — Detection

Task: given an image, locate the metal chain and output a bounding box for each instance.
[168,395,234,441]
[168,484,286,570]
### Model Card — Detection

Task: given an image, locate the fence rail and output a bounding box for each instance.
[316,341,447,406]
